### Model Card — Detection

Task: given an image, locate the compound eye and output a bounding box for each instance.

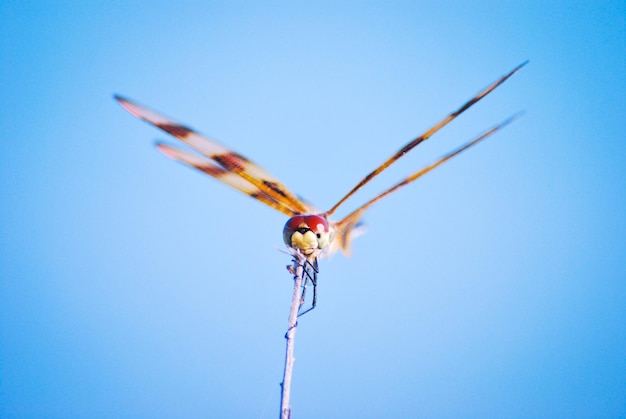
[303,215,330,249]
[283,216,305,247]
[303,215,329,234]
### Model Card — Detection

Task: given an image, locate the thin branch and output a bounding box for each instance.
[279,250,306,419]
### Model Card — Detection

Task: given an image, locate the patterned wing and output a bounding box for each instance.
[115,96,313,217]
[156,142,301,216]
[331,113,522,256]
[325,61,528,216]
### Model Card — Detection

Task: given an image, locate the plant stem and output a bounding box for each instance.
[279,251,305,419]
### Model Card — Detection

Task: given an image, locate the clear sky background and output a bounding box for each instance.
[1,1,624,418]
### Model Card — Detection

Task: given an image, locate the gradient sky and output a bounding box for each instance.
[1,1,625,418]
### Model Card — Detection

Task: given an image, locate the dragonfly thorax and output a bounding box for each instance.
[283,215,331,255]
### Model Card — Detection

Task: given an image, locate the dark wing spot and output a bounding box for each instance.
[451,95,480,118]
[214,152,249,172]
[250,191,281,205]
[263,180,288,198]
[394,137,426,159]
[199,164,227,177]
[157,123,194,138]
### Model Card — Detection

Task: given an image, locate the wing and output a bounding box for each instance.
[325,61,528,217]
[115,96,313,217]
[331,113,522,256]
[156,142,302,215]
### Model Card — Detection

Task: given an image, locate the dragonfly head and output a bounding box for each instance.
[283,214,331,255]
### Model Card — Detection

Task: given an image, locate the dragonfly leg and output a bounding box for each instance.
[310,259,318,309]
[298,258,319,317]
[299,278,307,309]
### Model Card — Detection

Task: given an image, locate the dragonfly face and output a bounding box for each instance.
[283,215,331,256]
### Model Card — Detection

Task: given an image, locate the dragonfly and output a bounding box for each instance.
[115,61,526,314]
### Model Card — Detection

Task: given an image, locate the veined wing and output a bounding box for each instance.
[346,114,521,224]
[325,61,528,217]
[115,95,313,216]
[156,142,302,216]
[331,114,522,256]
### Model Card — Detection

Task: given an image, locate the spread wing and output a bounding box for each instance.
[325,61,528,217]
[115,96,313,217]
[327,62,527,256]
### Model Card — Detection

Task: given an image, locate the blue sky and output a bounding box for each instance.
[1,1,624,417]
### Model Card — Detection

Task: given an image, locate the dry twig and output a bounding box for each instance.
[279,251,306,419]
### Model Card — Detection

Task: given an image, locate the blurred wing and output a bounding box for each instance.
[325,61,528,216]
[333,113,522,255]
[115,96,313,217]
[156,143,302,215]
